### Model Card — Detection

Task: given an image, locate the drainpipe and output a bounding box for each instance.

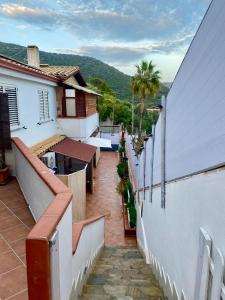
[143,137,148,201]
[161,95,166,208]
[149,125,155,203]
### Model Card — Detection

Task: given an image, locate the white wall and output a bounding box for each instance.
[131,1,225,299]
[0,67,60,147]
[138,167,225,299]
[13,143,54,221]
[72,218,105,295]
[55,203,73,300]
[57,113,99,141]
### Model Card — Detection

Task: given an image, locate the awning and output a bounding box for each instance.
[31,134,66,156]
[86,137,111,148]
[51,138,97,163]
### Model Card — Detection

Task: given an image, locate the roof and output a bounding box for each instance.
[0,54,58,82]
[40,65,79,79]
[31,134,66,156]
[66,82,101,96]
[51,138,97,163]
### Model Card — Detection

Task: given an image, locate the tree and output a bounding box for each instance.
[131,61,161,137]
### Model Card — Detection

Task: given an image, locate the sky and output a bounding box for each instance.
[0,0,211,82]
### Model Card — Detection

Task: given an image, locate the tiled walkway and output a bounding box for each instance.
[86,152,136,246]
[0,179,35,300]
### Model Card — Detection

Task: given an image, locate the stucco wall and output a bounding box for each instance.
[138,167,225,299]
[0,67,60,147]
[57,112,99,141]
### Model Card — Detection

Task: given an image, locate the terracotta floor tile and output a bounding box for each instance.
[0,266,27,299]
[10,238,26,258]
[5,289,28,300]
[86,152,136,246]
[0,238,10,255]
[0,217,22,234]
[0,251,22,274]
[20,254,26,266]
[1,224,29,244]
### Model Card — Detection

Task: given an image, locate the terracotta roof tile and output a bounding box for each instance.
[0,55,58,81]
[40,66,79,78]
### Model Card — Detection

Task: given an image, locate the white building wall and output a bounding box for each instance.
[132,0,225,299]
[57,112,99,141]
[0,67,60,147]
[139,167,225,299]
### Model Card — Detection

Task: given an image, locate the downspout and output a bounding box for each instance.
[143,137,147,201]
[161,95,166,208]
[149,125,155,203]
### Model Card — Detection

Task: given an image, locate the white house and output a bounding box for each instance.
[0,51,60,147]
[126,0,225,299]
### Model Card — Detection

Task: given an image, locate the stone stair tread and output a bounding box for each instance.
[80,294,164,300]
[78,247,164,300]
[87,275,159,287]
[83,284,163,297]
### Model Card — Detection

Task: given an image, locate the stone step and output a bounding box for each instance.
[87,271,157,286]
[90,269,157,281]
[80,293,165,300]
[78,247,165,300]
[82,284,164,298]
[87,274,159,287]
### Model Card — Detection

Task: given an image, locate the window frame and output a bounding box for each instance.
[65,88,76,117]
[0,83,20,131]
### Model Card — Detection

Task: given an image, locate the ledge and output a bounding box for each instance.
[72,215,105,255]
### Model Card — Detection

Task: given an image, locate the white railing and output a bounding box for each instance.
[71,217,105,299]
[195,228,225,300]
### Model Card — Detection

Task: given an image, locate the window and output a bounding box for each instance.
[0,84,19,128]
[65,89,76,117]
[38,89,50,122]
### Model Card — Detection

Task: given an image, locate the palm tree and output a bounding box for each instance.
[131,61,161,137]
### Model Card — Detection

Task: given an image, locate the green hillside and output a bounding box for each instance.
[0,41,132,100]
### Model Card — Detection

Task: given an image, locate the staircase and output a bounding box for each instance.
[79,246,165,300]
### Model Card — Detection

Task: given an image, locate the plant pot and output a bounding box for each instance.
[0,166,10,185]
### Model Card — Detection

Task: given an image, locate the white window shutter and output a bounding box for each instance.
[38,89,49,121]
[4,86,19,126]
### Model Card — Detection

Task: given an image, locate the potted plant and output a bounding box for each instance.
[0,150,10,185]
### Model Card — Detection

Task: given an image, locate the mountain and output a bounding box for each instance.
[0,41,131,100]
[0,41,169,100]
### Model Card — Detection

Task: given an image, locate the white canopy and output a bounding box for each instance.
[86,137,112,148]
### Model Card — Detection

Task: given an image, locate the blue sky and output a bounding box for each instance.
[0,0,211,81]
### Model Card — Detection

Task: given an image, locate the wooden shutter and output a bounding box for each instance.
[0,93,11,150]
[4,86,19,127]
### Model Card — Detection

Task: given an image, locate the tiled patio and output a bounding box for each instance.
[0,179,35,300]
[86,151,136,246]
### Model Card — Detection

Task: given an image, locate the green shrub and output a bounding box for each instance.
[128,205,137,228]
[118,145,125,156]
[117,161,128,179]
[120,138,125,147]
